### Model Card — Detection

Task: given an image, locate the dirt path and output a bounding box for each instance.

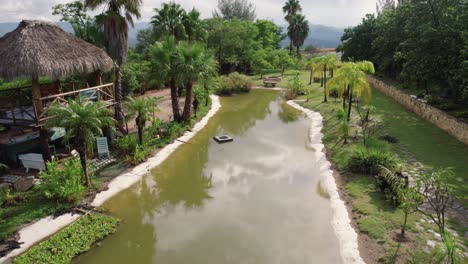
[125,89,186,133]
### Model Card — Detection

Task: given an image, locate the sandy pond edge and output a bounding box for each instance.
[0,95,221,263]
[287,100,365,264]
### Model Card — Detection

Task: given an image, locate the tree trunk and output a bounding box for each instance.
[281,67,285,77]
[401,211,408,236]
[114,65,126,134]
[289,41,293,54]
[178,84,184,97]
[170,78,181,122]
[296,46,300,57]
[77,146,90,187]
[323,69,328,102]
[309,70,313,85]
[347,90,353,122]
[343,85,349,109]
[182,82,193,121]
[136,116,143,145]
[320,72,324,87]
[39,129,52,163]
[193,97,199,118]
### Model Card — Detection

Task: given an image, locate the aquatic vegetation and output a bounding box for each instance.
[13,214,119,264]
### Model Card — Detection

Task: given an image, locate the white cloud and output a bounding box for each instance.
[0,0,376,27]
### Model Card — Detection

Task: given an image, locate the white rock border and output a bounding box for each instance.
[0,95,221,264]
[287,100,365,264]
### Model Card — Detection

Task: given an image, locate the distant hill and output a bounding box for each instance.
[1,22,343,48]
[281,23,344,49]
[0,21,147,46]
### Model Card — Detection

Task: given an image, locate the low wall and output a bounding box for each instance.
[367,76,468,145]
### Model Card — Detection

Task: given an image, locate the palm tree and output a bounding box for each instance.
[288,14,309,56]
[47,99,115,187]
[329,61,375,121]
[308,57,319,85]
[125,97,158,145]
[282,0,302,53]
[85,0,142,132]
[148,36,182,122]
[182,8,207,43]
[151,2,187,41]
[316,54,337,102]
[176,42,217,121]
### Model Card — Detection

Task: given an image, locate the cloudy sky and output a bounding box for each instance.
[0,0,376,28]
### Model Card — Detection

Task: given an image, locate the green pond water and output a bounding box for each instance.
[75,90,342,264]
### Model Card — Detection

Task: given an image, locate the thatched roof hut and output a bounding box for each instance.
[0,20,113,80]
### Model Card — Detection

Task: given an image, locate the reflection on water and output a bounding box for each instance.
[75,90,342,264]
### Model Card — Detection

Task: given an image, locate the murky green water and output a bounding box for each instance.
[75,90,342,264]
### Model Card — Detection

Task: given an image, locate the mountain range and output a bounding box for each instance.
[0,22,344,48]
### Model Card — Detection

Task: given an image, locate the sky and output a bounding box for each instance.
[0,0,377,28]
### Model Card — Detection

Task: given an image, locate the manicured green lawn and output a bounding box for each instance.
[371,89,468,204]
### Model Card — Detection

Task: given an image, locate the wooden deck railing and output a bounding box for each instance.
[0,83,115,127]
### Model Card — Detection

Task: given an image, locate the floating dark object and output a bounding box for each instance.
[213,135,234,143]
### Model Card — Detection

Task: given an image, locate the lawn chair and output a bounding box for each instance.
[96,137,110,158]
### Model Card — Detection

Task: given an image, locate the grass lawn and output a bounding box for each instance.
[371,89,468,203]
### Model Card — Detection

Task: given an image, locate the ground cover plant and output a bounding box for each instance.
[13,213,118,264]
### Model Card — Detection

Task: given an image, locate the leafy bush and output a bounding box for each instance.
[215,72,252,95]
[121,65,139,97]
[346,146,399,175]
[13,214,118,264]
[439,102,458,111]
[36,159,86,203]
[116,134,152,165]
[285,73,305,100]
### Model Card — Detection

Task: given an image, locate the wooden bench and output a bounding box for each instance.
[263,80,278,87]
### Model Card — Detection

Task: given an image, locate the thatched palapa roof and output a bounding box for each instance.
[0,20,113,80]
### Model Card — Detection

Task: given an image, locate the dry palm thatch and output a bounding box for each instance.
[0,20,113,80]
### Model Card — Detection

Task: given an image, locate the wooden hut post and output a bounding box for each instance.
[96,70,103,86]
[31,76,43,119]
[32,76,52,163]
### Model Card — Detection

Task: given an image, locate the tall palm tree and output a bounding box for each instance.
[125,97,158,145]
[182,8,207,43]
[328,61,375,121]
[316,54,337,102]
[85,0,142,132]
[151,2,187,41]
[288,14,309,56]
[176,42,217,121]
[282,0,302,53]
[148,36,182,122]
[47,99,115,187]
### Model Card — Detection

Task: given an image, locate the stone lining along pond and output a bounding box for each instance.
[74,89,355,264]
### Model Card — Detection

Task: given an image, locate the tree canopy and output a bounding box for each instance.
[339,0,468,102]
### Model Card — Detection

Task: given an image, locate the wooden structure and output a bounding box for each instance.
[0,20,114,163]
[263,76,282,87]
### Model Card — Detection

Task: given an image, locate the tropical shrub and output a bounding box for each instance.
[285,73,305,100]
[121,65,139,97]
[36,159,86,203]
[215,72,253,95]
[116,134,153,165]
[346,145,398,175]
